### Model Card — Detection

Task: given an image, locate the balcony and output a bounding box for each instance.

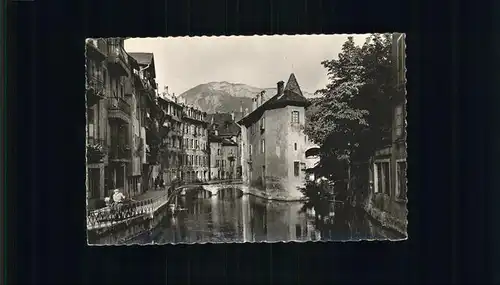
[144,116,153,130]
[107,97,131,123]
[106,42,130,77]
[86,39,107,62]
[109,144,131,162]
[87,137,108,164]
[86,76,106,107]
[149,78,157,90]
[140,78,156,96]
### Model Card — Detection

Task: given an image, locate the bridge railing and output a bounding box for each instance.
[87,193,170,230]
[203,178,243,185]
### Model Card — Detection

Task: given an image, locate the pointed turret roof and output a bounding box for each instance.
[238,73,310,127]
[284,73,303,97]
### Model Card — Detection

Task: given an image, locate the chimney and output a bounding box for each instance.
[252,98,257,111]
[244,108,248,116]
[164,86,169,94]
[260,91,266,104]
[211,116,214,124]
[231,111,235,121]
[240,105,243,113]
[277,81,284,95]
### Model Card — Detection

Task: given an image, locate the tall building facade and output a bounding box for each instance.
[366,33,407,234]
[86,39,109,209]
[208,133,223,180]
[156,87,185,184]
[127,52,160,194]
[86,40,160,209]
[181,104,209,182]
[207,112,243,180]
[238,73,312,197]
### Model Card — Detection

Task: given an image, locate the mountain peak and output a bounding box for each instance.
[178,81,317,114]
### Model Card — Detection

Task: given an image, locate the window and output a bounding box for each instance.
[87,108,95,139]
[115,80,119,96]
[294,161,300,177]
[261,139,265,153]
[294,143,297,151]
[190,139,193,149]
[120,80,124,98]
[291,111,299,123]
[249,145,252,156]
[295,224,302,238]
[373,161,391,195]
[217,149,221,155]
[260,117,265,130]
[216,160,219,167]
[394,105,404,138]
[396,160,407,200]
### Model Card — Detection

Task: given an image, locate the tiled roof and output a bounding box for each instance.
[238,73,310,127]
[221,138,237,146]
[209,134,224,143]
[207,113,241,137]
[283,73,303,97]
[128,52,156,78]
[128,53,154,66]
[127,55,140,70]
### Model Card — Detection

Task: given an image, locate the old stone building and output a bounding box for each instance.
[86,39,109,209]
[208,130,239,180]
[156,87,184,185]
[238,73,312,198]
[181,104,209,182]
[365,33,407,234]
[128,52,160,193]
[86,39,158,209]
[208,133,223,180]
[207,112,243,180]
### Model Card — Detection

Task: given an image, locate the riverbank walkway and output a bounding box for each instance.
[87,179,242,230]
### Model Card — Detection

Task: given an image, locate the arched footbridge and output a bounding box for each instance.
[169,180,249,201]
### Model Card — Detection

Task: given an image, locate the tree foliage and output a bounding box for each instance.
[305,34,396,169]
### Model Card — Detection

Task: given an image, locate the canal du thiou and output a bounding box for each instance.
[85,34,408,245]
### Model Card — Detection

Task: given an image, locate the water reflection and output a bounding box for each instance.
[128,188,403,244]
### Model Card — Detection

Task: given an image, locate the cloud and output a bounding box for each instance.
[124,35,369,95]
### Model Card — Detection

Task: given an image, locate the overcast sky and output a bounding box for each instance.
[124,35,368,95]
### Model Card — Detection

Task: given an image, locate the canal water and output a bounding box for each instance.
[128,189,403,244]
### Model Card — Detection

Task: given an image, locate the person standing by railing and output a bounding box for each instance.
[154,176,160,190]
[169,176,179,196]
[159,176,165,189]
[113,189,126,209]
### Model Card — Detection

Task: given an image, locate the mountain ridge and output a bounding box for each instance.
[176,81,319,114]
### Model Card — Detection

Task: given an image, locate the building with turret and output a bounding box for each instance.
[238,73,314,198]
